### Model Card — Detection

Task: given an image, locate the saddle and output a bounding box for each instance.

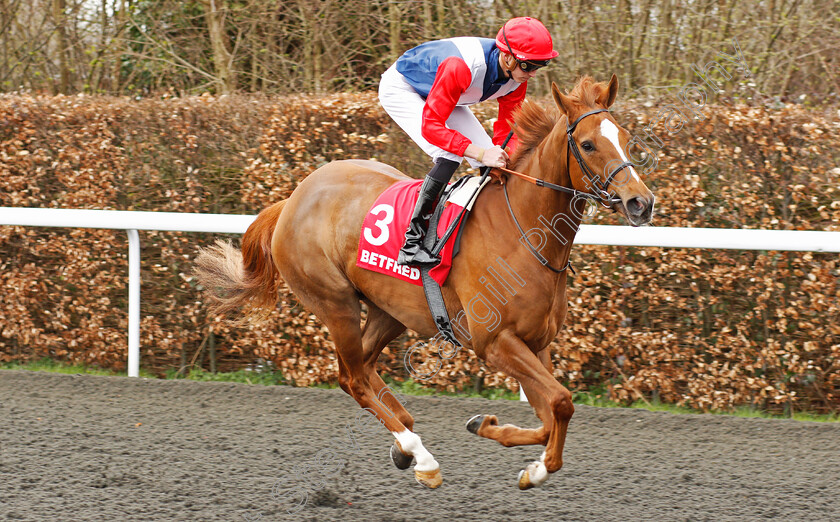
[357,173,493,345]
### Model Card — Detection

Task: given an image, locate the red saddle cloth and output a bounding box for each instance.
[356,179,467,286]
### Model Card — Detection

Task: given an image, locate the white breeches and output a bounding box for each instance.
[378,64,494,167]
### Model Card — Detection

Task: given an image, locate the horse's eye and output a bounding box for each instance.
[581,141,594,152]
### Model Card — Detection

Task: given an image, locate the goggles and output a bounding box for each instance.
[502,25,551,73]
[516,59,549,72]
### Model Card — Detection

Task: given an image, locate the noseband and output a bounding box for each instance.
[498,108,635,273]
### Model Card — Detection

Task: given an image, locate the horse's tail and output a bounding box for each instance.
[194,200,287,322]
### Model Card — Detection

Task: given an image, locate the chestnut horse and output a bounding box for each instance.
[195,75,654,490]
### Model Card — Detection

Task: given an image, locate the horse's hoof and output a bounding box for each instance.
[518,459,548,490]
[466,414,485,434]
[390,441,413,470]
[517,469,535,490]
[415,468,443,489]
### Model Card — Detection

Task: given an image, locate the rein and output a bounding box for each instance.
[502,180,575,274]
[495,108,634,274]
[495,165,604,203]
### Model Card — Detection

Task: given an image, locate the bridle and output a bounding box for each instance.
[497,108,635,273]
[499,109,632,206]
[565,108,634,204]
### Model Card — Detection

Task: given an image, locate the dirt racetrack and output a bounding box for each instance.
[1,370,838,521]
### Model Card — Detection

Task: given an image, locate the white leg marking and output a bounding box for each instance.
[393,430,439,472]
[524,451,549,487]
[600,119,641,182]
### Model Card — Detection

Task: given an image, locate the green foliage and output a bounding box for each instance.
[0,358,155,378]
[165,367,288,386]
[3,360,838,422]
[383,375,520,401]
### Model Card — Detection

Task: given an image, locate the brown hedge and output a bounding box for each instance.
[1,92,838,413]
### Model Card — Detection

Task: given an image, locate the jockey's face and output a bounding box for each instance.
[511,65,540,83]
[501,52,546,83]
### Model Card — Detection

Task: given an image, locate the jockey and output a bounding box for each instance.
[379,17,558,266]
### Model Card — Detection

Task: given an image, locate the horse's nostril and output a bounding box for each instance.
[627,197,645,216]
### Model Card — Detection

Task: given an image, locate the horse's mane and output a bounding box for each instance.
[509,99,557,167]
[509,76,605,167]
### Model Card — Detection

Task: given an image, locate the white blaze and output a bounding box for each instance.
[599,119,641,182]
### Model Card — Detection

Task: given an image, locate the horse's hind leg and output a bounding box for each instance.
[274,212,439,487]
[361,302,412,429]
[359,303,420,471]
[319,297,441,488]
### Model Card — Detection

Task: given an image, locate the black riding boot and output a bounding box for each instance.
[398,158,459,266]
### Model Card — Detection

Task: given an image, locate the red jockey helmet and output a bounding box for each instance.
[495,17,559,62]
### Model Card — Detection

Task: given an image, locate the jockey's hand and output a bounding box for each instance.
[480,145,508,168]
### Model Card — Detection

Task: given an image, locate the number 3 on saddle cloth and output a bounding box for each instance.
[356,175,487,287]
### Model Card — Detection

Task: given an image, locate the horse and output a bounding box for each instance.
[194,74,655,490]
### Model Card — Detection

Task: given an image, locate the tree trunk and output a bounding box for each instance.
[208,329,217,374]
[203,0,236,94]
[635,0,653,88]
[1,0,8,84]
[655,0,674,81]
[299,2,314,91]
[423,0,433,40]
[388,0,401,63]
[111,0,126,94]
[620,0,633,91]
[248,16,259,92]
[436,0,445,37]
[53,0,70,94]
[91,0,108,92]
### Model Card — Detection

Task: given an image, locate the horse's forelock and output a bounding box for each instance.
[566,75,611,109]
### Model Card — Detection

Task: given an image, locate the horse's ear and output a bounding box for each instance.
[552,82,570,115]
[597,74,619,108]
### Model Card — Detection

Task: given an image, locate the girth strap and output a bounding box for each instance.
[419,180,463,347]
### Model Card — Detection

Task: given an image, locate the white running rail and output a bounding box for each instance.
[2,207,839,397]
[1,208,255,378]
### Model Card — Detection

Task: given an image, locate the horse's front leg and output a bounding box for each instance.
[466,348,555,446]
[468,331,574,490]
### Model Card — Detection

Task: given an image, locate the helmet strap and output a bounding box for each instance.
[499,52,516,78]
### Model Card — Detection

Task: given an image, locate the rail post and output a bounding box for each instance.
[127,229,140,378]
